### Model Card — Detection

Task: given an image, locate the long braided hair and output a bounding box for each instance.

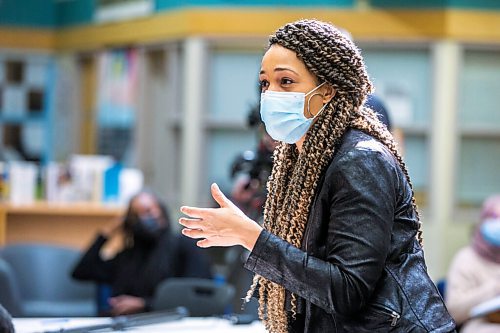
[245,19,423,333]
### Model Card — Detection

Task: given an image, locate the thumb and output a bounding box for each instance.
[211,183,231,208]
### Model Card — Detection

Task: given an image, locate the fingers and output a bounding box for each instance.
[181,228,205,239]
[181,184,237,217]
[181,229,213,248]
[211,183,231,208]
[110,303,126,316]
[178,217,203,229]
[108,297,123,316]
[180,206,210,219]
[197,238,213,248]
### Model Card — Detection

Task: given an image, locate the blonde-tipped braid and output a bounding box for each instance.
[246,19,423,333]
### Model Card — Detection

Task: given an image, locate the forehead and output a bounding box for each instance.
[261,44,307,72]
[132,193,157,210]
[491,204,500,217]
[483,197,500,218]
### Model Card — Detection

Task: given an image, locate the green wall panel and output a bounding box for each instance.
[56,0,95,28]
[155,0,354,11]
[458,139,500,204]
[459,50,500,127]
[0,0,56,28]
[371,0,500,10]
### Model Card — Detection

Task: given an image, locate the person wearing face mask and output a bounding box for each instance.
[446,195,500,333]
[179,20,456,333]
[71,190,212,316]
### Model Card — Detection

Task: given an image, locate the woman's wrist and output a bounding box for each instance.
[241,220,263,252]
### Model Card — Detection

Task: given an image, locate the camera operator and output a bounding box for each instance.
[230,104,277,222]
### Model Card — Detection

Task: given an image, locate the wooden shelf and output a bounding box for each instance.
[0,201,125,216]
[0,201,126,249]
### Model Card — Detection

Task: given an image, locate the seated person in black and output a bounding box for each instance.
[72,190,212,315]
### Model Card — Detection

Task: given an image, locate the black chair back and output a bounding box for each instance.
[153,278,235,317]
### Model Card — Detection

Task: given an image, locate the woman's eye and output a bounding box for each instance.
[281,78,294,85]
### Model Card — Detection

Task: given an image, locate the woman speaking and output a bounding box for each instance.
[179,19,456,333]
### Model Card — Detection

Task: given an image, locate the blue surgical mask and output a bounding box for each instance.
[260,83,329,144]
[132,216,164,243]
[480,218,500,246]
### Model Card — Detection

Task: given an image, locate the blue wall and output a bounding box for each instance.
[155,0,353,11]
[57,0,95,28]
[372,0,500,10]
[1,0,498,29]
[0,0,354,28]
[0,0,56,27]
[0,0,94,28]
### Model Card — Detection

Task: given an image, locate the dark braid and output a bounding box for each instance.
[245,19,423,333]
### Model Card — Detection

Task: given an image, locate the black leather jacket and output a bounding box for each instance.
[244,129,456,332]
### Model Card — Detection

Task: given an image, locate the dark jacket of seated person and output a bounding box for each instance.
[72,191,212,316]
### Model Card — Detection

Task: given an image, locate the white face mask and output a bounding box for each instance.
[480,218,500,246]
[260,83,328,144]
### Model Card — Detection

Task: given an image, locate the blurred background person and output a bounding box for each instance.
[365,94,406,155]
[224,102,277,318]
[230,102,277,223]
[72,190,212,316]
[446,195,500,332]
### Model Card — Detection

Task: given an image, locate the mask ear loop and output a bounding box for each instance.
[315,100,331,118]
[305,92,325,118]
[305,82,336,118]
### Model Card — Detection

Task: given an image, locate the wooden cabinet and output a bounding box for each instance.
[0,202,125,249]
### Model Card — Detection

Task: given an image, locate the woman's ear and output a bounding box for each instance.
[322,84,336,104]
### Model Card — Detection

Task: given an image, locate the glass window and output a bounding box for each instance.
[206,51,262,197]
[208,51,261,122]
[457,49,500,206]
[96,49,138,163]
[362,47,432,197]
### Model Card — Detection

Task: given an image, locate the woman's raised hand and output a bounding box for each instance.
[179,183,263,251]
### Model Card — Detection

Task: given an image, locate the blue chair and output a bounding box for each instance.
[0,257,22,316]
[0,243,96,317]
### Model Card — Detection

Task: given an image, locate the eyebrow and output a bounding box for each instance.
[259,67,299,75]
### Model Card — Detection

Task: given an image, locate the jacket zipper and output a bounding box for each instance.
[390,311,400,327]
